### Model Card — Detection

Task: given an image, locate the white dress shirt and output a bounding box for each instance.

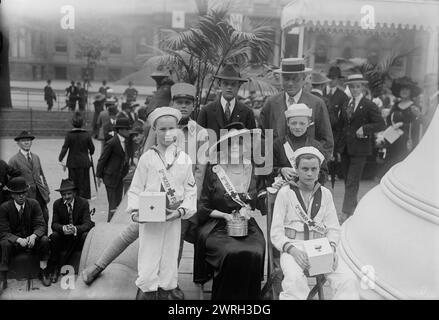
[14,201,25,212]
[117,133,126,152]
[349,94,363,112]
[285,89,303,106]
[20,149,31,160]
[220,95,236,115]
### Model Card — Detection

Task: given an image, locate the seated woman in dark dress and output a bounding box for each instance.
[192,122,266,300]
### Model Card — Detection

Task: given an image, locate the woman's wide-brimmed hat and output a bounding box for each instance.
[14,131,35,141]
[345,74,369,85]
[94,93,106,102]
[391,76,422,98]
[274,58,312,74]
[214,64,248,82]
[208,122,251,156]
[55,179,77,192]
[4,177,30,193]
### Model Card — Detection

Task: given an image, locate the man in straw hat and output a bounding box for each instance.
[0,177,51,294]
[197,63,256,141]
[8,131,50,227]
[129,107,197,300]
[271,146,359,300]
[337,74,385,223]
[48,179,94,283]
[96,118,132,222]
[260,58,333,159]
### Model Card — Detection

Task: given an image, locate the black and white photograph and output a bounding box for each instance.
[0,0,438,305]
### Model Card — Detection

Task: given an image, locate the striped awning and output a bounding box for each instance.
[281,0,439,32]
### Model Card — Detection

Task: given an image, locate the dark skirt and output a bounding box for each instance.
[195,218,265,300]
[68,167,91,199]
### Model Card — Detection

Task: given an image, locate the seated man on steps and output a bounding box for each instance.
[270,147,359,300]
[0,177,51,295]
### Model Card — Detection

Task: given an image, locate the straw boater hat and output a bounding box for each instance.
[14,131,35,141]
[274,58,312,74]
[172,83,196,100]
[214,64,248,82]
[311,72,330,85]
[285,103,313,119]
[345,74,369,85]
[55,179,77,193]
[4,177,30,193]
[293,146,325,165]
[148,106,182,127]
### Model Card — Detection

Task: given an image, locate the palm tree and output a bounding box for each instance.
[138,2,277,117]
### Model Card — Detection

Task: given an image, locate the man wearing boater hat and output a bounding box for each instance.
[0,177,51,294]
[197,63,256,141]
[48,179,94,283]
[96,118,132,222]
[337,74,385,222]
[260,58,333,160]
[8,131,50,227]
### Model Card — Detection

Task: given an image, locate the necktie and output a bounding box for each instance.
[288,95,296,106]
[224,101,231,122]
[67,203,73,225]
[18,205,24,221]
[347,98,355,120]
[27,152,32,166]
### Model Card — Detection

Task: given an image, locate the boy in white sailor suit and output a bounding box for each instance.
[271,146,359,300]
[127,107,197,300]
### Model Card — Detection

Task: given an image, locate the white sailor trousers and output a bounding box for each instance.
[279,246,359,300]
[136,219,181,292]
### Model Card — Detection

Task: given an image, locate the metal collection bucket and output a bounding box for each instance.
[227,216,248,237]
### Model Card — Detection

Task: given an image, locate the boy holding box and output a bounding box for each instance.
[270,146,359,300]
[127,107,197,300]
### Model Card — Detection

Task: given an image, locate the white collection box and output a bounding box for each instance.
[303,237,334,276]
[138,191,166,222]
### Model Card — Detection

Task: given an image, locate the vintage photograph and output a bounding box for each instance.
[0,0,438,302]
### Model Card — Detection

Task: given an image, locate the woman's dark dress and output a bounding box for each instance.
[385,101,417,169]
[193,164,266,300]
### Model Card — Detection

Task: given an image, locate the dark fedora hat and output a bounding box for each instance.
[311,72,330,85]
[14,131,35,141]
[55,178,77,192]
[214,64,248,82]
[391,76,422,98]
[4,177,30,193]
[327,66,344,80]
[113,117,131,130]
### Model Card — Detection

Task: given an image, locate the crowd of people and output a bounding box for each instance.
[1,57,438,300]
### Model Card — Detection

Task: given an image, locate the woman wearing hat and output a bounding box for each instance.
[384,77,422,171]
[193,122,265,300]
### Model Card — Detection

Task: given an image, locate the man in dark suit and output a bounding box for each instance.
[8,131,50,227]
[48,179,94,283]
[58,112,95,199]
[337,74,385,222]
[65,81,79,111]
[96,118,131,222]
[0,177,51,294]
[197,64,256,143]
[0,160,21,205]
[259,58,333,160]
[44,79,56,111]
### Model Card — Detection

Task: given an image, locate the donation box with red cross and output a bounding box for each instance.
[303,237,334,276]
[139,191,166,222]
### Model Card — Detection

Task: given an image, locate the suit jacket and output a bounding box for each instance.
[0,198,46,243]
[97,110,115,141]
[59,129,95,168]
[0,160,21,204]
[197,97,256,141]
[259,91,334,159]
[337,97,385,156]
[8,152,50,203]
[44,86,56,101]
[96,135,129,188]
[52,196,94,236]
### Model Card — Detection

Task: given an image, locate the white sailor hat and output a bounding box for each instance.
[293,146,325,164]
[284,103,312,119]
[148,106,182,127]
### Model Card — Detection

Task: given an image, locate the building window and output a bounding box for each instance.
[54,66,67,79]
[110,40,122,54]
[314,35,330,64]
[108,68,122,81]
[55,37,68,53]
